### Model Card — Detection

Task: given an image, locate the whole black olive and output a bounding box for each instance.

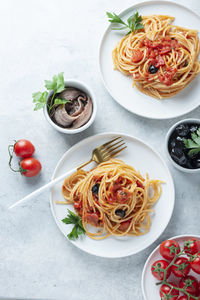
[170,139,176,148]
[175,124,189,137]
[176,136,182,142]
[170,148,187,166]
[190,125,198,133]
[148,65,159,74]
[92,183,100,194]
[191,158,200,169]
[115,209,126,218]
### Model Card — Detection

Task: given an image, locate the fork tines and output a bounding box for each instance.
[100,136,127,160]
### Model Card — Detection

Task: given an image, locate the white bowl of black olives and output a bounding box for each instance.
[166,119,200,173]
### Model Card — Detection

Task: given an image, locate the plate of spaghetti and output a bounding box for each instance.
[50,133,174,258]
[99,1,200,119]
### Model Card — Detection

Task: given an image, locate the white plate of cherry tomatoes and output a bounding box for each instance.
[142,235,200,300]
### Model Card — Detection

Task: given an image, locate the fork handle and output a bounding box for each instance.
[77,158,93,170]
[9,167,78,209]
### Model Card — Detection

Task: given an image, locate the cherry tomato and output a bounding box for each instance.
[131,49,143,63]
[74,201,82,210]
[116,189,131,203]
[14,139,35,158]
[160,240,180,261]
[184,238,200,256]
[20,158,42,177]
[179,275,199,295]
[84,212,100,227]
[190,253,200,274]
[119,219,131,231]
[151,259,171,280]
[171,257,190,278]
[178,296,198,300]
[136,180,144,188]
[160,46,171,54]
[158,68,177,86]
[160,283,179,300]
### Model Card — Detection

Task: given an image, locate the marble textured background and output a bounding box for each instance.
[0,0,200,299]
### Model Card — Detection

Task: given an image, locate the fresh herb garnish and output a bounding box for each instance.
[62,209,85,240]
[106,11,144,34]
[32,72,70,113]
[182,127,200,156]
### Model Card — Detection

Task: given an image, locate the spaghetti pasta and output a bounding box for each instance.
[112,15,200,99]
[59,159,162,240]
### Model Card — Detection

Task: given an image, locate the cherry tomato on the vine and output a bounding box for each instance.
[20,158,42,177]
[160,282,179,300]
[160,240,180,261]
[184,238,200,256]
[190,253,200,274]
[178,296,199,300]
[171,257,191,278]
[14,139,35,158]
[151,260,171,280]
[179,275,199,295]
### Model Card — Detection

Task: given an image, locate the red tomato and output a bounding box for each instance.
[171,257,190,277]
[160,240,180,261]
[134,72,140,79]
[151,260,171,280]
[190,253,200,274]
[154,55,165,67]
[170,39,179,49]
[158,68,177,86]
[160,46,171,54]
[149,41,160,48]
[136,180,144,188]
[14,139,35,158]
[84,212,100,227]
[184,238,200,256]
[116,189,131,203]
[178,296,198,300]
[131,49,143,63]
[74,201,82,210]
[119,219,131,231]
[160,283,179,300]
[20,158,42,177]
[179,276,199,295]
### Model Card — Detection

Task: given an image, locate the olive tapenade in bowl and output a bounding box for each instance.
[33,72,96,134]
[165,119,200,173]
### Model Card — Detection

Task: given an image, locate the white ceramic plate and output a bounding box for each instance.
[50,132,174,258]
[142,234,200,300]
[99,1,200,119]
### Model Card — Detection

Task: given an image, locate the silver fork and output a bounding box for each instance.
[9,136,126,209]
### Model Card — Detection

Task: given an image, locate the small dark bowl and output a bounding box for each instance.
[165,118,200,173]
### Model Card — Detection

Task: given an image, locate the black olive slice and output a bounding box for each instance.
[148,65,159,74]
[115,209,126,218]
[92,183,100,194]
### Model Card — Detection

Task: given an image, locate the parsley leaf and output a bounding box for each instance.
[106,12,127,25]
[32,72,70,113]
[54,98,69,105]
[32,91,48,111]
[45,72,65,93]
[106,11,144,34]
[62,209,85,240]
[182,127,200,156]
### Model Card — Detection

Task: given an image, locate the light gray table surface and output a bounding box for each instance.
[1,0,200,299]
